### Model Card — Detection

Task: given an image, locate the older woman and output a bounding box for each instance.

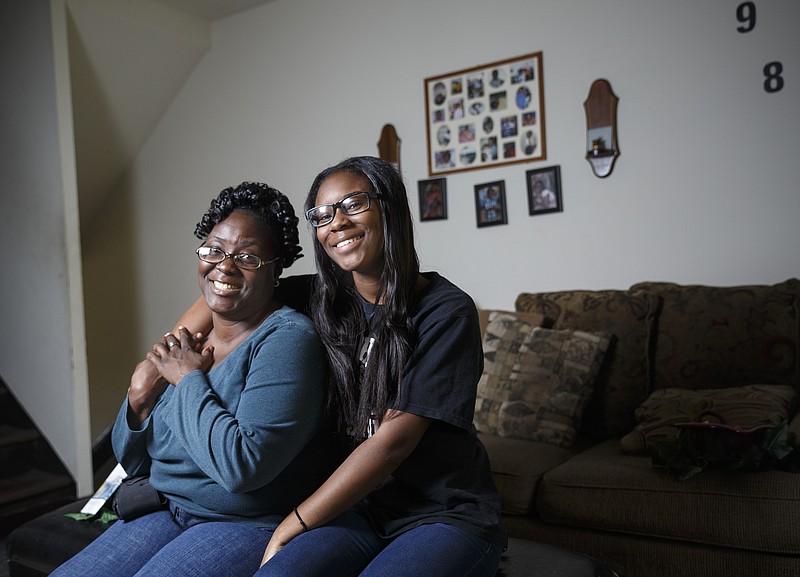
[52,182,337,577]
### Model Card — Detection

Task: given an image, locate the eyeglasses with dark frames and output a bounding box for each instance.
[195,246,280,270]
[305,191,380,228]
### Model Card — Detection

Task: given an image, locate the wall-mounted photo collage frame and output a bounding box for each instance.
[424,51,546,176]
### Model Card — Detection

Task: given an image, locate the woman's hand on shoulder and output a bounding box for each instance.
[147,326,214,385]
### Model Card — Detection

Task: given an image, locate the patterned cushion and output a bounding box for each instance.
[475,311,611,448]
[515,289,659,440]
[630,279,800,391]
[620,384,800,454]
[477,309,546,337]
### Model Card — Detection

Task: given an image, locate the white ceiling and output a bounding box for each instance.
[67,0,276,238]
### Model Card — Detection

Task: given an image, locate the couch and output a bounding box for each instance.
[475,278,800,577]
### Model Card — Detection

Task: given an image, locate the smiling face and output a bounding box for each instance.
[313,171,385,288]
[198,209,280,321]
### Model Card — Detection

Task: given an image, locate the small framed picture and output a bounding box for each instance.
[417,178,448,222]
[474,180,508,228]
[526,165,562,215]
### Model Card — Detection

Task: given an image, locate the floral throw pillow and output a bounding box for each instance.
[475,311,611,448]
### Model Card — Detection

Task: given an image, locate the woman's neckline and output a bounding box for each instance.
[208,302,283,367]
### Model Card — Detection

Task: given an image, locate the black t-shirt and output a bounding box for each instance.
[278,272,505,546]
[360,272,506,547]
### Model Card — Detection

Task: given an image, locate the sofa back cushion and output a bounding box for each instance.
[631,279,800,392]
[515,289,659,441]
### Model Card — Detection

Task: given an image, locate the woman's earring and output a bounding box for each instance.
[273,279,280,288]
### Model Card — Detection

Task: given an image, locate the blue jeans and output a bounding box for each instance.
[50,503,271,577]
[257,509,501,577]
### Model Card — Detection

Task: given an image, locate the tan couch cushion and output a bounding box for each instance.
[620,384,800,454]
[536,440,800,554]
[475,311,610,449]
[515,288,659,440]
[478,432,572,515]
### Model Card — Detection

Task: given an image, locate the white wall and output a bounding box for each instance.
[81,0,799,431]
[0,0,92,495]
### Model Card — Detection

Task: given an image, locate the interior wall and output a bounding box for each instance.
[67,0,214,441]
[0,0,92,495]
[85,0,799,431]
[81,185,140,440]
[66,0,212,236]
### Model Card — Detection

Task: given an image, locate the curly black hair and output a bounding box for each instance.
[195,182,303,268]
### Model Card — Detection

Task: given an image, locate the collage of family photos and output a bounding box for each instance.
[424,52,547,176]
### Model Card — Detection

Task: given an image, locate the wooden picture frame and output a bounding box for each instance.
[526,165,562,216]
[418,178,448,222]
[424,51,546,175]
[474,180,508,228]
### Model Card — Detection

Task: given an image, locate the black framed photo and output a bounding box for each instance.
[417,177,448,222]
[424,51,547,176]
[474,180,508,228]
[526,165,562,215]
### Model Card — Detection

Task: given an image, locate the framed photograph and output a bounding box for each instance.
[474,180,508,228]
[526,165,562,215]
[418,178,448,222]
[424,51,546,176]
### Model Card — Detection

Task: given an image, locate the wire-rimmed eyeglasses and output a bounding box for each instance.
[304,191,379,228]
[195,246,280,270]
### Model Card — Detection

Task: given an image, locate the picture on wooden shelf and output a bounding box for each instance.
[526,165,562,216]
[418,178,447,222]
[474,180,508,228]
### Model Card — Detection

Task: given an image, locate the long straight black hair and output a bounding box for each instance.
[305,156,420,438]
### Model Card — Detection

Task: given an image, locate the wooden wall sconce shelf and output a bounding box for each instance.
[377,124,401,174]
[583,79,619,178]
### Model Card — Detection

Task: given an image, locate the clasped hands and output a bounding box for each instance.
[147,326,213,385]
[127,327,213,427]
